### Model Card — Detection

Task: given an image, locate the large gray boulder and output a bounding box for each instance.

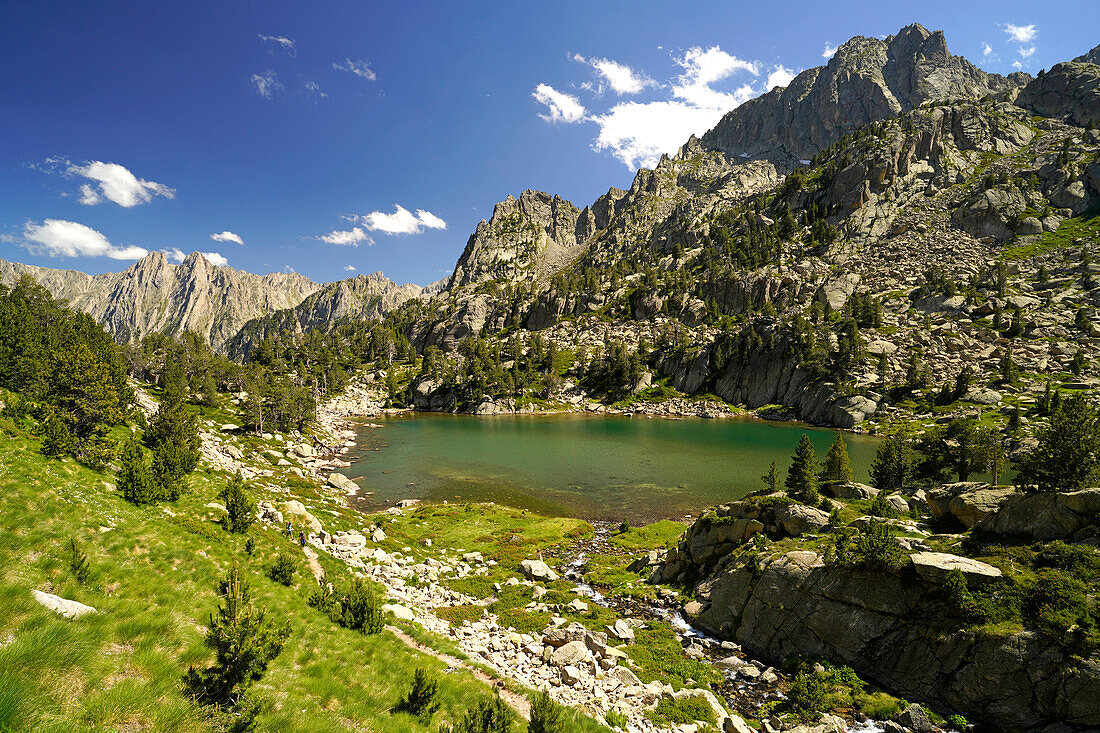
[774,502,831,537]
[549,640,588,668]
[975,488,1100,540]
[282,500,322,533]
[909,551,1003,587]
[926,483,1016,528]
[520,558,559,582]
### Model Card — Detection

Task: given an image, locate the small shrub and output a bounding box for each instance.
[787,669,826,722]
[220,472,255,534]
[394,667,439,720]
[526,690,565,733]
[268,554,297,586]
[455,693,512,733]
[869,491,898,518]
[948,714,969,729]
[66,536,90,584]
[645,696,715,727]
[244,536,255,556]
[604,710,628,730]
[339,579,385,634]
[1022,571,1095,634]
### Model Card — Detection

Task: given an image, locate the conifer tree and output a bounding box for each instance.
[185,565,289,706]
[117,436,158,505]
[821,434,853,483]
[40,410,74,458]
[870,432,912,492]
[761,461,779,492]
[1017,394,1100,492]
[220,472,255,534]
[785,434,821,503]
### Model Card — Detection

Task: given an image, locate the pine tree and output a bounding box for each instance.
[1017,394,1100,492]
[761,461,779,492]
[220,472,255,534]
[785,434,821,503]
[185,565,289,706]
[40,410,74,458]
[821,434,853,484]
[527,690,565,733]
[117,436,158,505]
[870,433,912,492]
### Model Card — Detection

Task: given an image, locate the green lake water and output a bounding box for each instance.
[338,413,880,522]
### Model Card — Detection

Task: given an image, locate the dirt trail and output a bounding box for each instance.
[302,547,325,583]
[385,625,531,720]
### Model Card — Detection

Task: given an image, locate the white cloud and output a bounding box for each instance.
[982,42,993,57]
[823,43,839,59]
[166,247,186,262]
[415,209,447,230]
[321,226,371,246]
[198,252,228,267]
[576,55,656,95]
[533,84,587,123]
[250,70,284,99]
[1004,24,1037,43]
[210,231,244,245]
[583,45,762,169]
[333,59,376,81]
[1013,60,1024,69]
[1019,45,1036,59]
[259,34,296,56]
[48,160,175,208]
[344,265,356,271]
[766,65,796,90]
[361,205,447,235]
[304,81,328,99]
[22,219,147,260]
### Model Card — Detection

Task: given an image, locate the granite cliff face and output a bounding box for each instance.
[0,252,319,350]
[700,23,1029,165]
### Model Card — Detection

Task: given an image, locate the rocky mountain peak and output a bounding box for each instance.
[1074,43,1100,65]
[700,23,1031,165]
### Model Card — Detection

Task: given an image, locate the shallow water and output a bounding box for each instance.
[338,412,880,522]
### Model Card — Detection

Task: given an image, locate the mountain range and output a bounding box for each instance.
[4,23,1100,427]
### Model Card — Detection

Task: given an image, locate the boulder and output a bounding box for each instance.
[607,619,635,642]
[32,590,96,619]
[381,603,415,621]
[549,640,588,668]
[895,703,934,733]
[608,665,642,687]
[282,500,322,533]
[909,551,1003,587]
[371,527,387,543]
[335,533,366,549]
[976,490,1097,540]
[560,664,583,685]
[823,482,878,500]
[774,502,831,536]
[326,473,359,494]
[520,558,559,582]
[927,483,1015,528]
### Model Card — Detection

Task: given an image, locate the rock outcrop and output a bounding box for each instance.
[700,23,1029,165]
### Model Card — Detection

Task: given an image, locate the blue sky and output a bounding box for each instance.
[1,1,1096,286]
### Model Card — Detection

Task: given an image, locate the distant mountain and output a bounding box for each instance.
[0,251,319,350]
[1074,42,1100,65]
[225,272,429,359]
[700,23,1030,165]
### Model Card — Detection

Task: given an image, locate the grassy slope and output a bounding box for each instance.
[0,416,609,732]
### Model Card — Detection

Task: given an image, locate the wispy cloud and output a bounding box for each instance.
[1004,24,1037,43]
[250,70,284,99]
[211,231,244,245]
[21,219,147,260]
[532,84,586,123]
[546,45,765,169]
[822,43,839,59]
[344,265,357,271]
[34,158,175,208]
[1018,45,1036,59]
[321,227,371,246]
[574,54,656,95]
[304,80,328,100]
[333,58,376,81]
[259,34,296,56]
[360,205,448,235]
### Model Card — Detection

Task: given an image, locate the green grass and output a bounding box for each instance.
[1001,208,1100,260]
[610,520,686,551]
[0,417,611,732]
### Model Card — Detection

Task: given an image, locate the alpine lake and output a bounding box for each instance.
[336,412,881,523]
